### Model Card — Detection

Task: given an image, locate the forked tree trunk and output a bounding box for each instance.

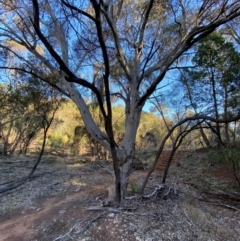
[69,81,142,202]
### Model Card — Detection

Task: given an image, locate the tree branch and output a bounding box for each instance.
[30,0,107,118]
[140,112,240,194]
[137,5,240,107]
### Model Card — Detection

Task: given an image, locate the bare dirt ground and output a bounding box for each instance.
[0,150,240,241]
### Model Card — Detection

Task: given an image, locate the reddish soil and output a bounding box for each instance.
[0,152,240,241]
[154,150,186,172]
[209,166,240,182]
[0,176,109,241]
[156,150,240,182]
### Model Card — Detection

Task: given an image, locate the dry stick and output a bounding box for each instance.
[183,208,198,237]
[85,206,137,212]
[53,217,89,241]
[75,212,105,235]
[179,189,240,212]
[233,171,240,188]
[139,113,240,194]
[86,206,151,216]
[0,179,17,186]
[0,176,29,194]
[183,208,198,229]
[142,184,165,199]
[198,198,240,212]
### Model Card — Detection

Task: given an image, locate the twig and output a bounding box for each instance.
[124,195,139,200]
[0,176,29,194]
[85,206,137,212]
[183,208,197,229]
[53,218,88,241]
[183,208,198,237]
[75,212,105,234]
[142,184,165,199]
[86,206,154,217]
[163,187,171,199]
[199,199,240,212]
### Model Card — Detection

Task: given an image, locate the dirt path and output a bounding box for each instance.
[0,184,106,241]
[1,153,240,241]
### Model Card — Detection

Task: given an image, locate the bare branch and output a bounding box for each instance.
[137,5,240,107]
[61,0,96,22]
[137,0,154,48]
[140,111,240,194]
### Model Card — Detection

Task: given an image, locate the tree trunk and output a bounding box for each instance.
[211,70,223,147]
[120,161,132,197]
[199,123,211,147]
[28,126,47,177]
[224,85,230,143]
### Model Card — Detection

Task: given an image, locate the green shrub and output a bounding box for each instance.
[210,146,240,168]
[48,132,69,149]
[208,145,240,188]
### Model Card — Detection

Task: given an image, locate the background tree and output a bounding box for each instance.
[0,72,62,156]
[180,32,240,146]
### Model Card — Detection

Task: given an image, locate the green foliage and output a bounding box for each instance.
[209,145,240,172]
[50,100,82,142]
[137,111,167,146]
[0,72,62,155]
[181,32,240,115]
[48,132,69,149]
[128,180,140,195]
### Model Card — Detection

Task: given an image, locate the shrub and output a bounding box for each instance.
[48,132,69,149]
[209,144,240,188]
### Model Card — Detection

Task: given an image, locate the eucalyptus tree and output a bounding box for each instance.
[0,0,240,203]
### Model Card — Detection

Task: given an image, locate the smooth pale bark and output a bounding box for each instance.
[66,78,142,200]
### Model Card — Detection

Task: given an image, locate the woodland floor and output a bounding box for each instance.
[0,150,240,241]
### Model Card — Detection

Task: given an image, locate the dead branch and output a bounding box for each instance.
[53,217,88,241]
[85,206,137,212]
[199,198,240,212]
[75,212,105,235]
[0,176,29,195]
[180,189,240,212]
[142,184,165,199]
[140,112,240,194]
[183,208,198,229]
[183,208,198,237]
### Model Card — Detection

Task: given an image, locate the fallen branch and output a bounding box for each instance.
[53,217,88,241]
[183,208,198,237]
[199,198,240,212]
[85,206,137,212]
[86,206,154,217]
[178,188,240,212]
[183,208,198,229]
[0,176,30,194]
[142,184,165,199]
[75,212,105,235]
